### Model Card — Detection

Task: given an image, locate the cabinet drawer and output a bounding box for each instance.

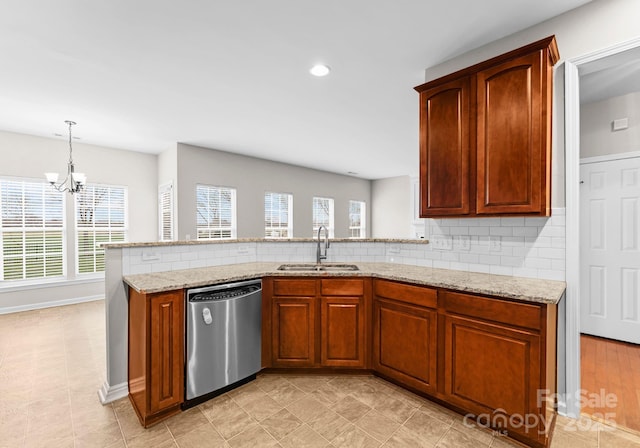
[374,279,437,309]
[443,291,541,330]
[273,279,316,296]
[321,279,364,296]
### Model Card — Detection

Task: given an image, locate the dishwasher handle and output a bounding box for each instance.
[202,307,213,325]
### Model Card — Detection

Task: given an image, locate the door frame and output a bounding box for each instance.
[564,36,640,418]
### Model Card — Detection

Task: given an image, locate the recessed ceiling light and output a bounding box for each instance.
[310,64,331,77]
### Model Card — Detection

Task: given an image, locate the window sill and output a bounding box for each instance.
[0,275,104,293]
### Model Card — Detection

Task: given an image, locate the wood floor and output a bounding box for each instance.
[581,333,640,433]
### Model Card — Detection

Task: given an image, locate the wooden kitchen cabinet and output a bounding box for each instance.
[415,36,559,218]
[441,290,557,447]
[271,279,317,367]
[128,288,184,427]
[418,77,471,216]
[267,277,369,369]
[372,280,438,394]
[320,279,367,368]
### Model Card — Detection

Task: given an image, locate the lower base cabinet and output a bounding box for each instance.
[372,281,438,395]
[266,277,369,369]
[370,280,557,448]
[128,288,184,427]
[127,276,558,447]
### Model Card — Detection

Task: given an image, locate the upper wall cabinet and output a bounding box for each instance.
[415,36,559,218]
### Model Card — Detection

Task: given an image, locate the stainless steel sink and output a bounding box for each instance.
[277,263,359,272]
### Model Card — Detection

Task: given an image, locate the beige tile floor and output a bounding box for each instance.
[1,300,640,447]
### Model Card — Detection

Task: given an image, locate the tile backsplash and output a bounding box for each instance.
[120,209,565,281]
[423,208,565,281]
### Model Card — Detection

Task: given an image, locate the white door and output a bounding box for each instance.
[580,155,640,344]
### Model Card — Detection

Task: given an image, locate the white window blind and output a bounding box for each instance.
[0,179,65,281]
[76,184,127,274]
[159,183,174,241]
[196,185,237,239]
[312,197,334,237]
[264,192,293,238]
[349,200,366,238]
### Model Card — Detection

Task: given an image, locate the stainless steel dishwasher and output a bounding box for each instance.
[184,279,262,407]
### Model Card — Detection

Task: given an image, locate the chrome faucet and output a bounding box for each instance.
[316,225,330,264]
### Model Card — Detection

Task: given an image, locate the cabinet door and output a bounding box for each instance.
[476,51,547,215]
[320,296,365,368]
[372,298,437,394]
[272,297,316,367]
[149,291,184,414]
[444,315,542,438]
[419,77,471,216]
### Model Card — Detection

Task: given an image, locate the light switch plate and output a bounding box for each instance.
[454,235,471,251]
[489,236,502,252]
[431,235,453,250]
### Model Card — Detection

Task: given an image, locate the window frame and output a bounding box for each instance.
[158,182,174,241]
[75,183,128,276]
[264,191,293,239]
[348,200,367,239]
[312,196,335,238]
[0,177,66,283]
[196,184,237,240]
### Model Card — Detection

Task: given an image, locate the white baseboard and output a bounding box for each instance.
[0,294,104,315]
[98,380,129,404]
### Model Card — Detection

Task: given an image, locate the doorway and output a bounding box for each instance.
[566,39,640,432]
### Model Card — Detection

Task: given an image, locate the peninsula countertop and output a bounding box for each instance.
[123,262,566,304]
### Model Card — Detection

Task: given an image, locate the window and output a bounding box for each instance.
[159,183,174,241]
[196,185,237,239]
[349,200,366,238]
[0,178,64,281]
[76,185,127,274]
[264,192,293,238]
[312,197,334,237]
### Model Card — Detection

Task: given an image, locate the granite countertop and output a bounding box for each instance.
[123,262,566,304]
[103,238,429,249]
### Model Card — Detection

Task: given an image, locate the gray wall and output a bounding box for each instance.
[581,91,640,158]
[371,176,412,238]
[0,130,158,311]
[175,143,371,239]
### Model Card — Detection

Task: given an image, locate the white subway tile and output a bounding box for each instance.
[512,267,539,279]
[537,247,565,259]
[513,227,539,237]
[468,263,491,274]
[500,256,525,267]
[537,269,565,281]
[460,253,479,263]
[450,227,469,235]
[500,217,525,226]
[490,265,513,276]
[490,227,513,237]
[468,227,490,236]
[433,260,451,269]
[524,258,552,269]
[479,254,500,265]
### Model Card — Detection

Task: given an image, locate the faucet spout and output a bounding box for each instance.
[316,225,330,264]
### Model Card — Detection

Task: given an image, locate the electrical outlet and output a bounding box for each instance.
[489,236,502,252]
[236,246,250,255]
[142,251,160,262]
[387,245,401,254]
[431,235,453,250]
[454,235,471,251]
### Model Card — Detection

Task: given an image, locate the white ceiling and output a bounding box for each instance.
[580,45,640,104]
[0,0,592,179]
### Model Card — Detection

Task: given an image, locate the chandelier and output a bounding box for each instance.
[45,120,86,194]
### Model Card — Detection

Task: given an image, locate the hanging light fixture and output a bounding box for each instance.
[45,120,86,194]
